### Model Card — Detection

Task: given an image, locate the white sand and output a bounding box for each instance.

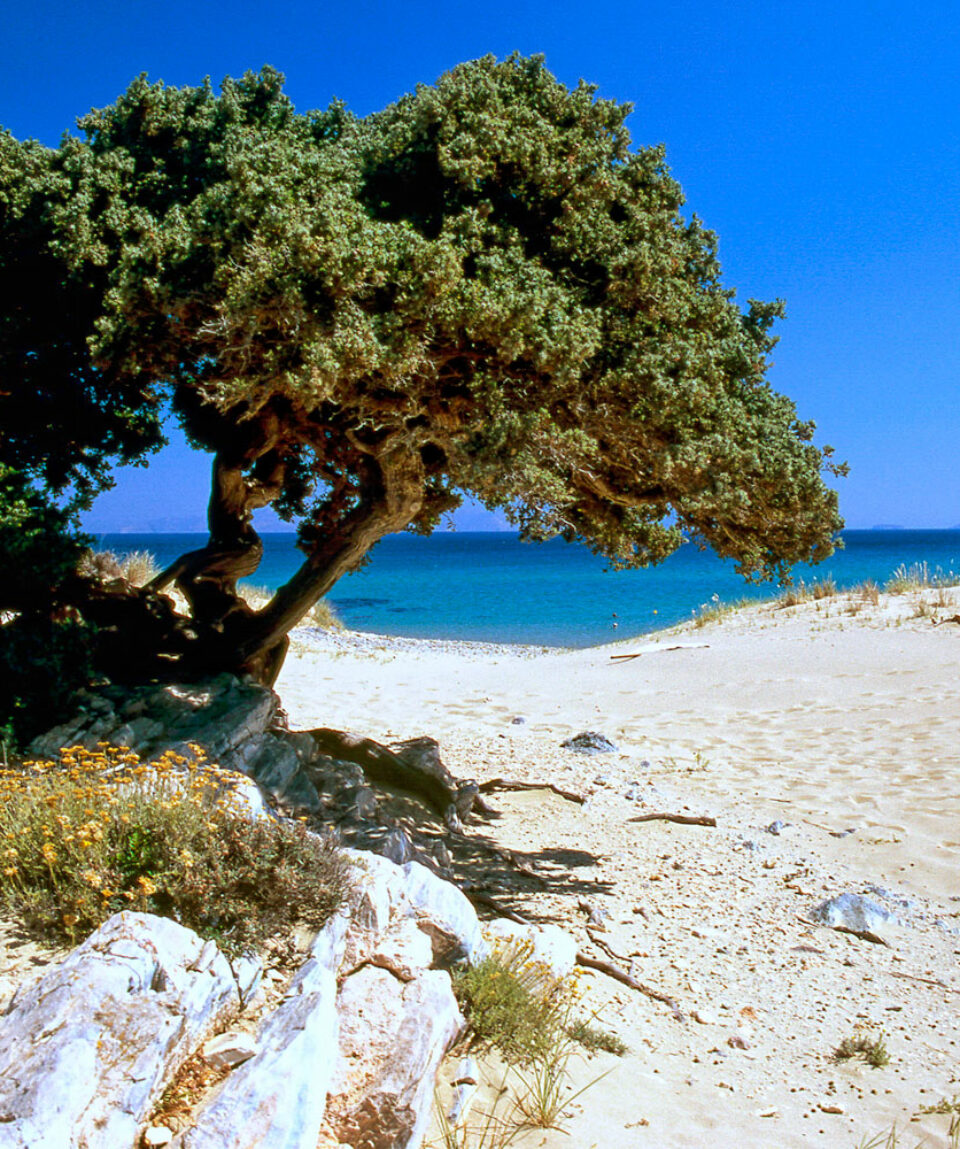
[279,586,960,1149]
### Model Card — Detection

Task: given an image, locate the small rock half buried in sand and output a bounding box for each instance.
[561,731,619,754]
[811,893,898,936]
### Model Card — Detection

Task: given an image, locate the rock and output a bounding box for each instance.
[692,1008,719,1025]
[328,966,463,1149]
[369,919,436,982]
[143,1127,175,1147]
[26,675,328,815]
[481,919,578,980]
[811,893,898,938]
[624,783,644,800]
[350,785,380,820]
[401,860,486,964]
[378,827,416,866]
[339,851,411,972]
[214,772,273,823]
[510,716,526,725]
[561,731,618,754]
[764,820,788,835]
[30,675,278,775]
[201,1031,258,1071]
[727,1034,751,1050]
[176,921,345,1149]
[0,912,240,1149]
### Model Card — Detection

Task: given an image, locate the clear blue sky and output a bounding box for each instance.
[4,0,958,532]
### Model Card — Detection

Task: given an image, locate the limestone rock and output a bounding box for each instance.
[561,731,618,754]
[0,912,240,1149]
[339,850,412,972]
[175,916,348,1149]
[401,860,486,964]
[329,966,464,1149]
[811,893,898,939]
[201,1031,258,1071]
[369,919,436,982]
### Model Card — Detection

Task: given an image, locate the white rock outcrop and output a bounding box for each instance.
[0,912,244,1149]
[327,965,464,1149]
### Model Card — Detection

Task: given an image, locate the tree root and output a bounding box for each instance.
[628,812,717,827]
[477,778,585,804]
[575,951,685,1021]
[305,729,474,820]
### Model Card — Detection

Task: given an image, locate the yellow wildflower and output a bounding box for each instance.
[137,876,158,897]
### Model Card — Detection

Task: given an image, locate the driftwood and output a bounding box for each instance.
[628,813,717,827]
[832,924,890,947]
[796,914,890,947]
[890,971,958,993]
[461,892,683,1019]
[477,778,585,804]
[609,645,697,662]
[575,951,684,1021]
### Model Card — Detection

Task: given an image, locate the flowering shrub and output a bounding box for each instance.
[452,939,580,1065]
[0,743,348,955]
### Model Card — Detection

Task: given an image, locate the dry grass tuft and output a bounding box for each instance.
[833,1027,890,1069]
[239,584,342,630]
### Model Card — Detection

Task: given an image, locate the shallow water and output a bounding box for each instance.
[96,529,960,647]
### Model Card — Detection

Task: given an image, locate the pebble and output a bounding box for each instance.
[819,1103,845,1114]
[692,1009,719,1025]
[202,1031,259,1070]
[142,1128,174,1147]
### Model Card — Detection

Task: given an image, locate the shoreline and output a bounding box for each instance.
[277,585,960,1146]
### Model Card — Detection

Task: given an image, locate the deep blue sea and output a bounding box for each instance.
[94,530,960,648]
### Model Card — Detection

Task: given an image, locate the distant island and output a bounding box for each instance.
[871,524,906,530]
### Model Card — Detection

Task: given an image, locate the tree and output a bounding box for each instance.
[1,55,843,691]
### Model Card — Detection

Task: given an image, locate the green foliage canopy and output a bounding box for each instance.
[0,55,844,687]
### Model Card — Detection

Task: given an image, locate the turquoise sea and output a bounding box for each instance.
[94,529,960,649]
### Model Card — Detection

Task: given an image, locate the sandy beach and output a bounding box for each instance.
[277,585,960,1148]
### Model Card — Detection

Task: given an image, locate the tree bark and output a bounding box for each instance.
[93,435,425,686]
[230,449,425,681]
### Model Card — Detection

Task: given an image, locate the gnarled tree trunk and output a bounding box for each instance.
[129,443,426,686]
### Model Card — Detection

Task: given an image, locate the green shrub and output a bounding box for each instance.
[565,1017,629,1056]
[0,743,349,955]
[833,1027,890,1069]
[452,941,573,1065]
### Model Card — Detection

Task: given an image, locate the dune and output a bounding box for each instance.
[279,586,960,1149]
